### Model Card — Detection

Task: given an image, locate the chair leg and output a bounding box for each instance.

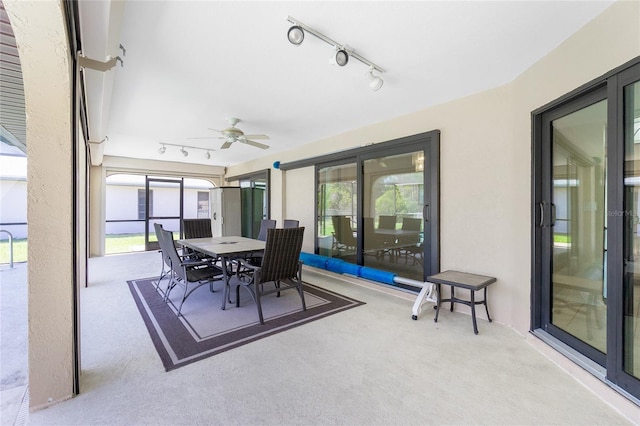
[256,286,265,324]
[177,280,188,317]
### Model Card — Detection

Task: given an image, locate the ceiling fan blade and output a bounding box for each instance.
[207,128,224,133]
[243,139,270,149]
[242,134,270,140]
[220,141,233,149]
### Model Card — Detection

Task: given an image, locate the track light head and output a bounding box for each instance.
[158,144,166,154]
[181,147,188,157]
[287,25,304,45]
[330,48,349,67]
[367,66,383,91]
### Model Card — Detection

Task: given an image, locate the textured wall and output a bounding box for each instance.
[4,0,76,409]
[228,0,640,336]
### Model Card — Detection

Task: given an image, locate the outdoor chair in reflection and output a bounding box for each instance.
[331,215,357,257]
[396,217,423,265]
[157,226,224,316]
[230,227,306,324]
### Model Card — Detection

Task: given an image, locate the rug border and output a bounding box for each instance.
[127,277,365,371]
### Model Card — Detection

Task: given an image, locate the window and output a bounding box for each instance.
[197,191,209,218]
[137,189,152,220]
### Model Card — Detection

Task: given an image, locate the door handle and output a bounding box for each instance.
[423,205,429,222]
[539,202,545,227]
[550,203,556,227]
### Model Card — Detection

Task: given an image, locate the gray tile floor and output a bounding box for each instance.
[1,253,638,425]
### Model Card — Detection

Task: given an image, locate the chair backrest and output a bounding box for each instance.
[183,218,212,239]
[378,215,396,230]
[257,219,277,241]
[283,219,299,228]
[259,227,305,284]
[331,215,356,245]
[401,217,422,244]
[157,227,186,281]
[154,223,171,268]
[401,217,422,231]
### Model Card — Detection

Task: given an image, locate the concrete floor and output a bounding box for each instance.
[1,252,638,425]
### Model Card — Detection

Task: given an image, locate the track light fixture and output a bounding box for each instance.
[287,25,304,45]
[367,66,383,91]
[287,16,385,91]
[157,142,214,160]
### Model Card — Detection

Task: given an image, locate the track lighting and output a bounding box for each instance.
[157,142,215,160]
[287,16,385,91]
[367,66,383,91]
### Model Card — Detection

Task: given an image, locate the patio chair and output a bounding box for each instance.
[158,227,224,316]
[256,219,276,241]
[378,215,396,230]
[331,215,357,256]
[183,218,217,263]
[396,217,422,265]
[246,219,277,266]
[153,223,173,295]
[230,227,306,324]
[283,219,299,228]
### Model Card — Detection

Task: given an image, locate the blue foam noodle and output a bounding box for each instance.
[358,266,397,285]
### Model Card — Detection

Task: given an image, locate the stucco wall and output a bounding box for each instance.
[4,0,76,409]
[228,0,640,336]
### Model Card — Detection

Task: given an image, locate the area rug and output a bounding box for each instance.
[127,276,364,371]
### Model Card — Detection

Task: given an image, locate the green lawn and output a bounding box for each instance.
[0,233,180,264]
[0,238,27,264]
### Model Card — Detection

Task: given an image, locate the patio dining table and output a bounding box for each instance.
[177,236,265,309]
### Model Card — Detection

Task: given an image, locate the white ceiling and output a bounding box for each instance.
[78,0,615,167]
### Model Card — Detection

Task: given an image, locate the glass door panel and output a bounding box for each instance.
[317,162,357,260]
[551,100,607,354]
[363,152,424,282]
[623,80,640,379]
[145,177,183,251]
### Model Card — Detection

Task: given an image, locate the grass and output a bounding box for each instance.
[0,233,182,264]
[0,238,27,264]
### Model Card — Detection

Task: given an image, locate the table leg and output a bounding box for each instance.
[470,290,478,335]
[484,287,492,322]
[450,286,455,312]
[434,283,442,323]
[221,256,231,310]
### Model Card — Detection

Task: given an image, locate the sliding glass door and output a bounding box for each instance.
[362,151,426,281]
[533,60,640,400]
[315,132,439,283]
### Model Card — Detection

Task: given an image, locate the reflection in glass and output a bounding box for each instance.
[363,152,424,281]
[317,163,358,260]
[623,81,640,379]
[551,100,607,353]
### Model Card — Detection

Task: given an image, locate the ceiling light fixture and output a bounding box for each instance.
[157,142,214,160]
[367,66,383,91]
[287,25,304,45]
[287,16,385,91]
[329,47,349,67]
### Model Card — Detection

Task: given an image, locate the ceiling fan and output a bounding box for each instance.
[189,117,270,150]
